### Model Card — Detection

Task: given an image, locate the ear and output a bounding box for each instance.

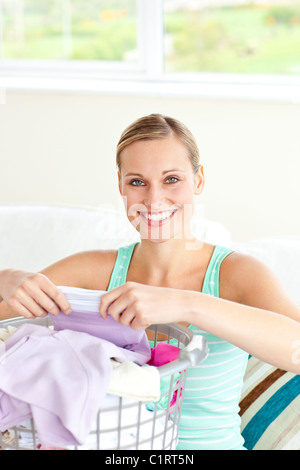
[194,165,205,195]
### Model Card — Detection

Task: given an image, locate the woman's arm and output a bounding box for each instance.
[220,251,300,323]
[0,250,117,320]
[0,269,72,319]
[185,291,300,374]
[99,255,300,374]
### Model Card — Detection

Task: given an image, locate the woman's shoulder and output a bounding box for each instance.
[219,247,300,320]
[220,248,270,280]
[41,249,118,291]
[219,248,282,304]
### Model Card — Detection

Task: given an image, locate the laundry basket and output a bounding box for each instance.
[0,316,207,451]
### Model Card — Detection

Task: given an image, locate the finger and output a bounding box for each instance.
[12,289,49,318]
[8,297,38,319]
[30,288,61,316]
[99,285,126,319]
[115,307,150,330]
[116,307,136,327]
[130,315,151,331]
[46,287,72,315]
[25,277,71,315]
[106,297,131,322]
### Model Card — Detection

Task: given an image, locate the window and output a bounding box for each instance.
[1,0,138,61]
[163,0,300,76]
[0,0,300,100]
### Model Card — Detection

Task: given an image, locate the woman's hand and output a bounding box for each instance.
[0,269,71,319]
[99,281,190,329]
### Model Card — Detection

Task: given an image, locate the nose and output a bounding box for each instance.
[144,183,165,208]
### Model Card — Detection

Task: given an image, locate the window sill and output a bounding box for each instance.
[1,72,300,104]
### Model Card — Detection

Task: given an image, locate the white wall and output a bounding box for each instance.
[0,88,299,242]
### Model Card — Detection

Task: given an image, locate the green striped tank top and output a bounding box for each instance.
[107,243,249,450]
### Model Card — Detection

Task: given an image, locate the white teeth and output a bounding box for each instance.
[143,210,174,221]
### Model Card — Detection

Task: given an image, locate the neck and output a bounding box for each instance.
[135,236,204,282]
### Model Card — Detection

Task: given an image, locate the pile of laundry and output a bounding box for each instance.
[0,287,182,450]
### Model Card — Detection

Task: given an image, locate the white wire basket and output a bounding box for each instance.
[0,316,207,451]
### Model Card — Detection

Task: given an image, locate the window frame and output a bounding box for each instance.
[0,0,164,77]
[0,0,300,104]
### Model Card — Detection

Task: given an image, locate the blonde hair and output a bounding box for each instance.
[116,114,200,174]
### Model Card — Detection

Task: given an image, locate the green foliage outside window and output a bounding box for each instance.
[2,1,300,75]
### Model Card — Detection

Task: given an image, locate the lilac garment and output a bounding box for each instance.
[50,286,150,355]
[0,301,151,447]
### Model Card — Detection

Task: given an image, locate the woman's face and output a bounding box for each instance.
[118,135,204,242]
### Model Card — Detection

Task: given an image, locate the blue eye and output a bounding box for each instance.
[130,179,145,186]
[166,176,179,183]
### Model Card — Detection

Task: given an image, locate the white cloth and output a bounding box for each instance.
[0,326,16,343]
[108,360,160,401]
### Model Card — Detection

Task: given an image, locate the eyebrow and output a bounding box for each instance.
[124,169,185,178]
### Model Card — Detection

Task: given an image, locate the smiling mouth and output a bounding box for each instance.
[138,209,177,225]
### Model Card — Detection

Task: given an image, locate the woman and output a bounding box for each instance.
[0,114,300,450]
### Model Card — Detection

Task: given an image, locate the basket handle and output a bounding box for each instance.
[158,335,208,377]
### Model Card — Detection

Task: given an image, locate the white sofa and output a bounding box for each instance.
[0,204,299,450]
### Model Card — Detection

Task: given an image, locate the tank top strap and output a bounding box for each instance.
[202,245,234,297]
[107,242,139,291]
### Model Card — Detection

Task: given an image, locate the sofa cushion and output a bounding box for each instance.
[0,204,231,271]
[240,356,300,450]
[232,238,300,306]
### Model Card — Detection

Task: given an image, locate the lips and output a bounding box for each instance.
[138,209,177,226]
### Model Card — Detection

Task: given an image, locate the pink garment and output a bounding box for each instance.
[0,322,150,448]
[147,343,183,410]
[147,342,181,367]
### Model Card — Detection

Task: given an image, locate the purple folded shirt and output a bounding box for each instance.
[0,287,151,447]
[49,286,150,355]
